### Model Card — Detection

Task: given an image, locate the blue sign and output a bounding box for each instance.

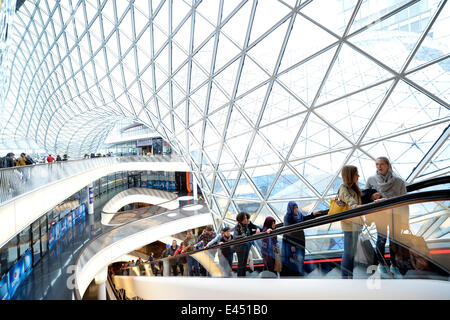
[7,249,32,298]
[0,274,9,300]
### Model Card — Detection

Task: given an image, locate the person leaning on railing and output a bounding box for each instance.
[365,156,408,278]
[182,230,200,276]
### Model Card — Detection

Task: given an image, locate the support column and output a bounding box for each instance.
[94,267,108,300]
[88,183,94,215]
[193,173,198,201]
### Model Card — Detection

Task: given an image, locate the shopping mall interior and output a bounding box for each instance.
[0,0,449,301]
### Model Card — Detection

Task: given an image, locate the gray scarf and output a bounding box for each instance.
[373,168,406,198]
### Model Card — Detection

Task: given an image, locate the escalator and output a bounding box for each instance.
[107,176,450,298]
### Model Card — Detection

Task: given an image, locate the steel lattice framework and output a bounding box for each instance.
[0,0,449,234]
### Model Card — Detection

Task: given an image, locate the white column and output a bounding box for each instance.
[94,268,108,300]
[193,173,198,200]
[88,183,94,214]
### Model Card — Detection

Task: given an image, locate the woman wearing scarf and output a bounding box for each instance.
[282,201,323,276]
[261,217,278,273]
[366,157,407,278]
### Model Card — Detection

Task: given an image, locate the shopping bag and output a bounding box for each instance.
[248,249,254,271]
[274,246,282,273]
[355,233,376,266]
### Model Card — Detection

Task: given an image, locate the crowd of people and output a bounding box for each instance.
[0,152,71,168]
[114,156,415,280]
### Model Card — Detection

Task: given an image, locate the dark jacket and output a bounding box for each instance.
[2,155,15,168]
[283,201,320,249]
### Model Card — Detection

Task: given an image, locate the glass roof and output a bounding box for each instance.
[0,0,449,231]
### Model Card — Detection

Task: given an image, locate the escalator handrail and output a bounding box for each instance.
[151,188,450,264]
[269,175,450,229]
[406,176,450,192]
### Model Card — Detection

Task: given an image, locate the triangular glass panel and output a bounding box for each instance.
[165,115,176,136]
[300,0,358,37]
[406,58,450,107]
[419,139,450,178]
[207,82,231,113]
[233,172,261,200]
[249,0,290,43]
[171,80,187,108]
[245,164,283,200]
[247,18,290,75]
[225,130,254,167]
[172,15,192,55]
[213,58,240,98]
[225,106,252,138]
[348,0,441,72]
[153,0,169,35]
[171,0,191,30]
[154,64,168,93]
[220,170,240,191]
[361,122,450,180]
[207,104,230,137]
[193,11,216,50]
[203,141,222,167]
[202,171,214,191]
[152,24,168,55]
[251,205,281,228]
[172,63,189,95]
[189,60,209,92]
[201,150,215,172]
[235,83,268,127]
[171,41,189,72]
[260,81,308,127]
[236,58,270,98]
[224,201,237,221]
[214,31,242,72]
[217,144,239,171]
[407,2,450,70]
[279,11,339,72]
[268,165,316,200]
[277,46,337,106]
[316,43,394,104]
[221,0,244,24]
[188,121,203,148]
[220,0,252,50]
[203,120,223,147]
[172,112,186,137]
[259,111,308,159]
[197,0,220,26]
[213,174,229,196]
[290,151,348,196]
[245,132,282,168]
[349,0,413,34]
[193,36,215,75]
[315,80,393,144]
[363,80,450,142]
[189,83,209,119]
[289,112,353,161]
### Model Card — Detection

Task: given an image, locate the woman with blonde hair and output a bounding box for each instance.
[337,165,363,279]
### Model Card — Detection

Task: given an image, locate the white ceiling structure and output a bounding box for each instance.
[0,0,449,232]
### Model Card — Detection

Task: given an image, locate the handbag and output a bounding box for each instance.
[328,197,349,215]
